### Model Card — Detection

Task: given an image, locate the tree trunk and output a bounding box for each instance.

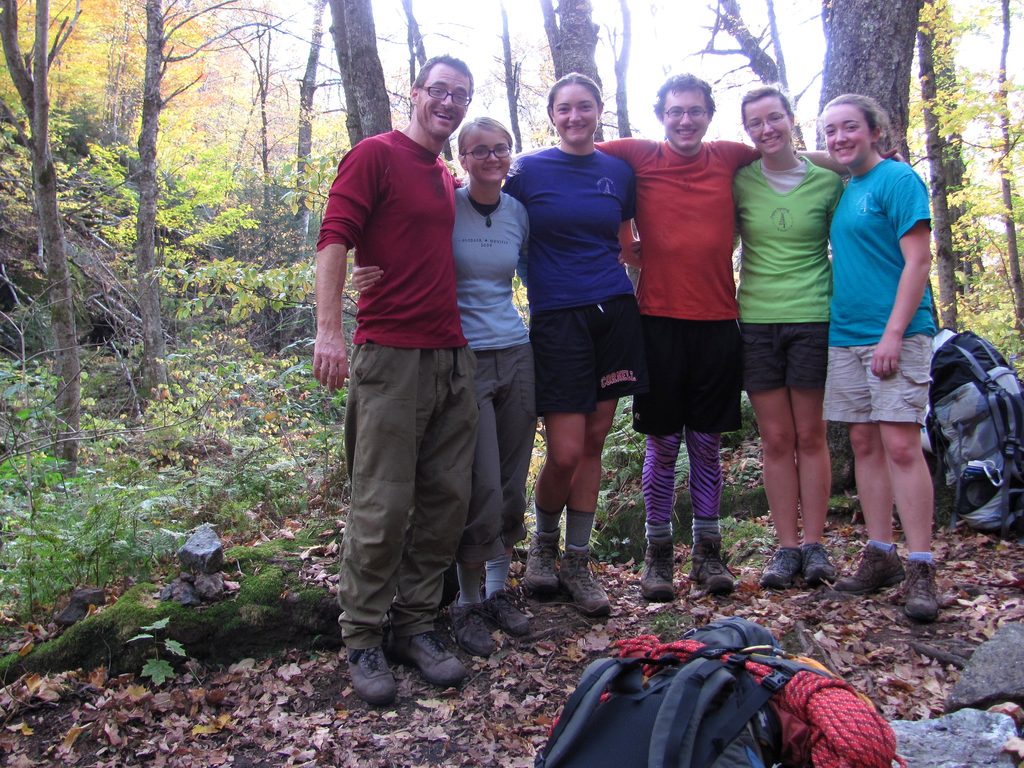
[499,1,524,153]
[538,0,603,140]
[917,0,967,331]
[327,0,391,145]
[136,0,170,398]
[819,0,923,158]
[297,0,327,243]
[996,0,1024,335]
[0,0,82,469]
[612,0,631,138]
[716,0,779,84]
[400,0,451,160]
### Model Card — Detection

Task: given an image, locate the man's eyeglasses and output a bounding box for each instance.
[744,113,789,132]
[424,85,472,107]
[665,107,707,120]
[461,145,512,160]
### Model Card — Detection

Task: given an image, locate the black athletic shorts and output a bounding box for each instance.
[632,316,742,435]
[530,294,648,414]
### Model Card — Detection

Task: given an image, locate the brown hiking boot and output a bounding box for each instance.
[559,549,611,617]
[834,544,905,594]
[449,600,496,657]
[689,534,735,595]
[640,540,675,602]
[524,530,560,594]
[387,631,467,687]
[347,646,396,706]
[903,560,939,623]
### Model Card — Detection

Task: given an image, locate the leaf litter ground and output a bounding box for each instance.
[1,521,1022,767]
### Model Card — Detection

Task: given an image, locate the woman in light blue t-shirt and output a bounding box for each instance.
[820,94,938,624]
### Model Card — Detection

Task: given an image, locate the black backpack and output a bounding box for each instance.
[535,618,806,768]
[927,330,1024,537]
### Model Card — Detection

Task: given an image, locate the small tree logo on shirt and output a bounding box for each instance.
[771,207,793,231]
[597,177,616,196]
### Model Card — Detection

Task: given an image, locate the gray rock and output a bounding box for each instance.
[948,623,1024,711]
[159,578,201,606]
[54,587,107,626]
[890,709,1017,768]
[177,524,223,574]
[194,572,225,602]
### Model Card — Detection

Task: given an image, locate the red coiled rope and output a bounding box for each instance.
[614,635,906,768]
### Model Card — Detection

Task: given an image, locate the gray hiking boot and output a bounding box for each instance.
[483,590,530,636]
[524,530,560,594]
[903,560,939,623]
[834,544,905,594]
[387,631,467,687]
[640,539,675,602]
[759,547,802,589]
[689,534,735,595]
[559,549,611,617]
[347,646,396,705]
[801,542,837,585]
[449,600,496,657]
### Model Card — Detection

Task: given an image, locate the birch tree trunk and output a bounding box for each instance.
[0,0,82,469]
[136,0,169,398]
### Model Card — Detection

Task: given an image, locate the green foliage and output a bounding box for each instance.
[130,617,188,685]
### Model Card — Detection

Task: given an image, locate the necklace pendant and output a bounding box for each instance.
[485,214,492,227]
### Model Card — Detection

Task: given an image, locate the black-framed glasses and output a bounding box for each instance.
[424,85,472,107]
[461,145,512,160]
[665,106,707,120]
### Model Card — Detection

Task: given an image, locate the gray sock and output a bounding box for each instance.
[565,508,595,550]
[535,504,562,536]
[456,563,484,604]
[484,554,511,597]
[692,516,720,543]
[646,521,673,542]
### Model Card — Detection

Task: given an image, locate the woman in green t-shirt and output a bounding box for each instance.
[733,87,844,590]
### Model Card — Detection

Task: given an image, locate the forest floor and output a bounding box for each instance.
[1,516,1022,767]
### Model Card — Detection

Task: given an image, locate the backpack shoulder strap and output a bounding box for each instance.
[541,657,648,768]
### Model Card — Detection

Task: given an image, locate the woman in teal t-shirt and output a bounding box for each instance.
[733,87,843,591]
[820,93,938,624]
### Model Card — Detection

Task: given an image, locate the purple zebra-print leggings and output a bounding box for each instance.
[642,429,722,525]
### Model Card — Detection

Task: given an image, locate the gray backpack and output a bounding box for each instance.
[928,331,1024,537]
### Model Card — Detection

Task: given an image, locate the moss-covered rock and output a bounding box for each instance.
[0,540,341,682]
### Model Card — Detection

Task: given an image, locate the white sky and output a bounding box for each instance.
[271,0,1020,151]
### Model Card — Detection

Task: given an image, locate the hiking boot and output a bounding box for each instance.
[483,590,530,636]
[759,547,802,589]
[347,646,396,706]
[387,631,467,687]
[801,542,837,585]
[640,540,675,602]
[449,600,496,657]
[903,560,939,623]
[834,545,905,594]
[524,530,560,594]
[689,534,736,595]
[559,549,611,617]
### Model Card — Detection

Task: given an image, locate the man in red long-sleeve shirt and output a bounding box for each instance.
[313,55,478,706]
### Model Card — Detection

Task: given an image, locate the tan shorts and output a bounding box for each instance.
[823,335,932,424]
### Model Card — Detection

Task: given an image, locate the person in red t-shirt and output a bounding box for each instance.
[600,74,758,601]
[313,56,478,707]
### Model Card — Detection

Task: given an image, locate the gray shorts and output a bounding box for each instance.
[823,335,932,424]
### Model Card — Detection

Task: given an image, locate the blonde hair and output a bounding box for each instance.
[457,117,514,155]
